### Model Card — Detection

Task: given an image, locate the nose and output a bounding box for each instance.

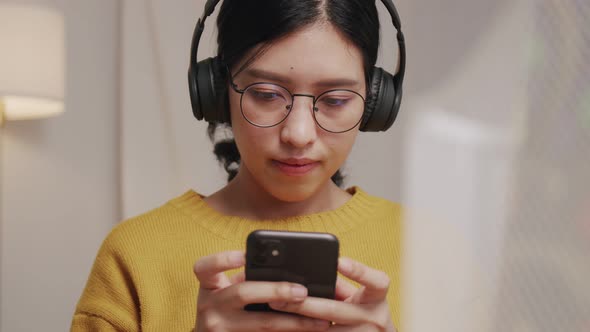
[280,96,318,148]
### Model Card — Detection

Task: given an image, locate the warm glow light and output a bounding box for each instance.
[0,4,65,125]
[1,96,64,121]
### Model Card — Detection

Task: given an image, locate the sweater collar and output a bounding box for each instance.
[170,186,378,241]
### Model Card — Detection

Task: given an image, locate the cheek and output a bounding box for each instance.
[229,95,275,158]
[324,131,358,159]
[234,126,274,156]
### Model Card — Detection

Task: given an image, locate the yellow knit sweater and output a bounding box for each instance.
[71,187,403,331]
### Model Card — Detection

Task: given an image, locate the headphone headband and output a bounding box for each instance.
[189,0,220,71]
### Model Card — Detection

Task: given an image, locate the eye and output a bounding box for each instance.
[321,97,349,107]
[251,89,281,100]
[246,84,289,103]
[317,91,356,108]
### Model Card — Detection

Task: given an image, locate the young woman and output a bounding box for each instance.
[72,0,404,331]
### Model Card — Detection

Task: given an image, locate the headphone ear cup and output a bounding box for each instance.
[188,62,202,120]
[210,57,230,123]
[190,56,230,124]
[361,68,383,131]
[361,66,400,132]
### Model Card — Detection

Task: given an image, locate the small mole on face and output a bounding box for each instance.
[290,66,294,70]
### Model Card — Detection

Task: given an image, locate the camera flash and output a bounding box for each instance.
[271,249,279,256]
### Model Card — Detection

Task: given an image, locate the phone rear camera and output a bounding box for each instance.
[254,253,267,264]
[251,239,284,267]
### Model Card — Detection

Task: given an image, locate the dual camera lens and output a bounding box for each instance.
[253,239,284,266]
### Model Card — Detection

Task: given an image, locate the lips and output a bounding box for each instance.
[273,158,319,176]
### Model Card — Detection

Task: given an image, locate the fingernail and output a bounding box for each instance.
[291,285,308,300]
[339,257,352,273]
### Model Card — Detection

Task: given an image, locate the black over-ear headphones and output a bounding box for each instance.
[188,0,406,132]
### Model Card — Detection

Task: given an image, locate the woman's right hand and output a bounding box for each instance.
[193,250,331,332]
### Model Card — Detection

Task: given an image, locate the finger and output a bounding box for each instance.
[212,281,309,309]
[338,257,390,303]
[193,251,245,289]
[228,311,330,332]
[335,276,357,301]
[269,297,368,325]
[229,271,245,284]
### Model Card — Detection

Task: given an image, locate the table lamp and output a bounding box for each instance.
[0,3,65,126]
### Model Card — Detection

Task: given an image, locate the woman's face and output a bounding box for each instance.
[229,22,365,202]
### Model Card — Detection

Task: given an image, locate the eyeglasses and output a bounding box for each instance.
[229,79,366,133]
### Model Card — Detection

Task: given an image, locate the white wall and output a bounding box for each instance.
[0,1,119,331]
[120,0,227,218]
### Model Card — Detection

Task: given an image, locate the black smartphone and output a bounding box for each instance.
[244,230,340,311]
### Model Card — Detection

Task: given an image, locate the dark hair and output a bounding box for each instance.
[209,0,381,186]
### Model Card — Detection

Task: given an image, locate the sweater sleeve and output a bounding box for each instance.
[71,227,141,332]
[71,313,122,331]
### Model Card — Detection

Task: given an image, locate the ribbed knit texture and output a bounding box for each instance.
[71,187,403,331]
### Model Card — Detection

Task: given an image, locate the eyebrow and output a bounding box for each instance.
[242,68,362,89]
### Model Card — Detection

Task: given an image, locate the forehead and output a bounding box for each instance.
[238,23,365,88]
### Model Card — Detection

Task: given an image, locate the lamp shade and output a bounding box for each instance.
[0,3,65,122]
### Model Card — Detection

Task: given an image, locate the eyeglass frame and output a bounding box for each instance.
[228,71,367,134]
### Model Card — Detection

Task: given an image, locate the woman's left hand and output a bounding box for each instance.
[268,257,397,332]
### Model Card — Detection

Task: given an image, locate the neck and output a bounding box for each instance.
[206,168,351,220]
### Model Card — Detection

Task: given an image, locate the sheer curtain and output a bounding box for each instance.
[120,0,226,219]
[402,0,590,331]
[492,1,590,330]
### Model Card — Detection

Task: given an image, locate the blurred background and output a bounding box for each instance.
[1,0,588,331]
